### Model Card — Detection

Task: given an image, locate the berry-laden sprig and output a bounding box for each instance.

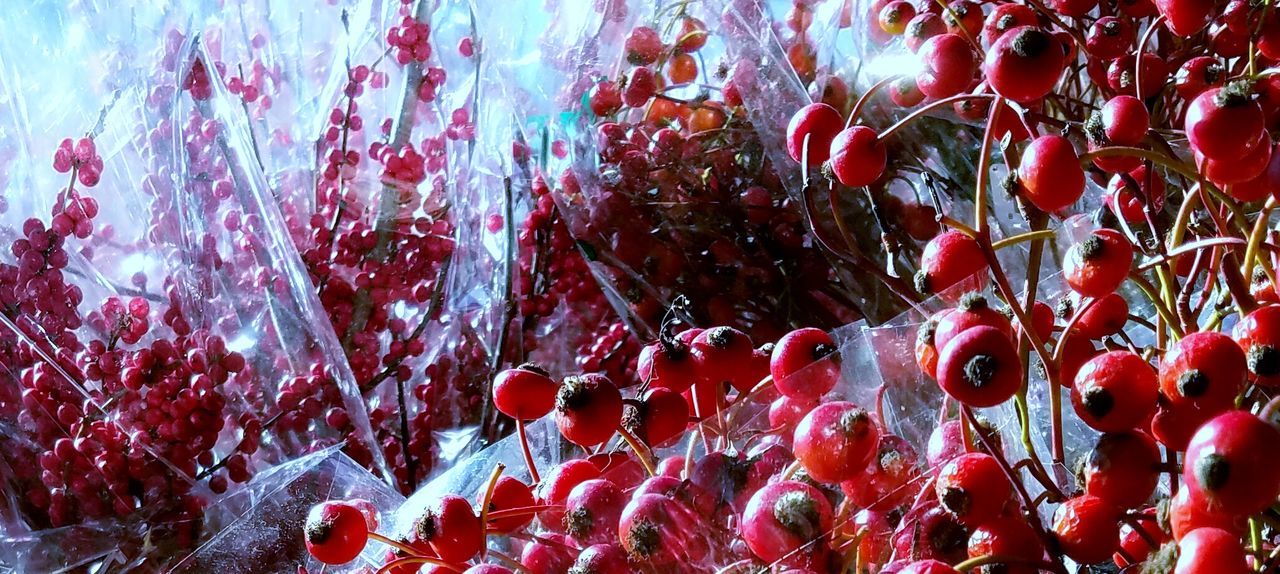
[777,0,1280,571]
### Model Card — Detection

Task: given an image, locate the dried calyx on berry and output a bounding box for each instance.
[1084,110,1109,146]
[556,376,593,412]
[773,490,822,539]
[962,354,999,388]
[1214,79,1256,108]
[1077,234,1107,261]
[1010,27,1052,59]
[1248,344,1280,377]
[1080,387,1115,419]
[917,319,940,347]
[1176,369,1210,398]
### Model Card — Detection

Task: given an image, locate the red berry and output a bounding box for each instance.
[828,125,888,187]
[741,481,834,568]
[1086,17,1135,60]
[1049,0,1097,17]
[1176,527,1251,573]
[413,495,484,563]
[1069,292,1129,340]
[1159,331,1247,411]
[905,13,947,52]
[674,17,708,53]
[1199,133,1273,188]
[624,387,689,447]
[589,82,623,116]
[1064,229,1134,297]
[936,325,1022,407]
[934,453,1011,526]
[984,27,1065,103]
[690,326,757,391]
[1169,485,1245,541]
[916,34,977,99]
[1113,510,1168,568]
[624,27,663,65]
[793,402,880,482]
[917,231,989,296]
[1104,165,1165,221]
[493,364,558,421]
[1154,0,1216,36]
[1185,84,1266,161]
[1072,351,1158,432]
[966,517,1044,573]
[554,374,624,446]
[638,340,699,392]
[563,479,625,545]
[1017,134,1085,213]
[933,293,1014,352]
[1101,95,1150,145]
[304,502,369,565]
[1231,304,1280,386]
[1175,56,1225,101]
[538,460,603,530]
[840,434,921,511]
[1051,495,1120,565]
[899,560,960,574]
[786,103,844,166]
[771,328,841,401]
[982,4,1037,45]
[1082,431,1161,509]
[569,544,630,574]
[1183,410,1280,516]
[484,476,535,534]
[880,1,917,35]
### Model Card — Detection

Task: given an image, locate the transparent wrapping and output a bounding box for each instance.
[0,4,380,569]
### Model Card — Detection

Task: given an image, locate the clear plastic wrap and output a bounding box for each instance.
[0,4,381,569]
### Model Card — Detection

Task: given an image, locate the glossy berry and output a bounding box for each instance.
[624,27,663,65]
[1051,495,1120,565]
[413,495,484,563]
[1159,331,1246,411]
[828,125,888,187]
[966,517,1044,574]
[554,374,623,446]
[936,325,1022,407]
[905,13,948,52]
[1064,229,1134,297]
[1183,410,1280,516]
[1086,17,1134,60]
[485,476,536,534]
[1104,165,1165,222]
[570,544,631,574]
[899,560,961,574]
[563,479,625,545]
[537,460,602,530]
[1082,431,1160,509]
[935,453,1011,526]
[1017,134,1085,213]
[305,502,369,565]
[982,4,1037,45]
[1070,292,1129,340]
[1175,527,1251,574]
[1072,351,1158,432]
[1155,0,1216,36]
[1175,56,1225,100]
[622,387,689,447]
[787,103,844,166]
[1231,305,1280,386]
[742,481,834,567]
[793,401,880,482]
[933,294,1013,352]
[916,34,976,100]
[1169,486,1245,541]
[917,231,989,296]
[690,326,757,391]
[492,364,558,421]
[984,27,1066,103]
[1185,83,1266,161]
[771,328,841,401]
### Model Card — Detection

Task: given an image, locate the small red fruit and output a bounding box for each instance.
[492,364,558,421]
[933,293,1014,352]
[829,125,888,187]
[305,501,369,565]
[1051,495,1121,565]
[793,401,880,482]
[485,476,536,534]
[1175,527,1251,573]
[1185,83,1266,161]
[1017,134,1085,213]
[1158,331,1247,411]
[917,230,989,296]
[916,33,977,99]
[412,495,484,563]
[1154,0,1216,36]
[1086,17,1135,60]
[554,374,623,447]
[1232,304,1280,386]
[1082,431,1160,509]
[1174,56,1225,101]
[1182,410,1280,516]
[982,4,1037,45]
[934,453,1011,526]
[984,27,1066,103]
[771,328,841,401]
[1072,351,1158,432]
[905,13,948,52]
[786,103,844,166]
[623,387,689,447]
[936,325,1022,407]
[742,481,834,568]
[1064,228,1134,297]
[624,27,663,65]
